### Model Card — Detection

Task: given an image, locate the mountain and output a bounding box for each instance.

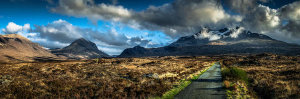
[0,34,57,63]
[119,27,300,57]
[51,38,110,59]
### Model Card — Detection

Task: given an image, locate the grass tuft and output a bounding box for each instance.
[221,67,248,84]
[160,80,191,99]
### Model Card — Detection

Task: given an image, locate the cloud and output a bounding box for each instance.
[30,37,69,48]
[91,29,128,46]
[222,0,300,44]
[230,27,245,38]
[223,0,256,14]
[30,19,154,54]
[97,46,123,55]
[263,1,300,44]
[278,1,300,37]
[51,0,132,24]
[0,22,68,48]
[279,1,300,21]
[237,1,300,44]
[91,28,151,47]
[223,0,281,33]
[133,0,242,37]
[193,27,245,41]
[194,28,221,41]
[51,0,242,37]
[46,0,55,4]
[223,0,271,14]
[49,0,299,45]
[241,4,280,33]
[110,0,118,5]
[128,36,151,47]
[2,22,30,34]
[33,19,83,43]
[1,20,156,55]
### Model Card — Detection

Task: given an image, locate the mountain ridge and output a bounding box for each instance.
[0,34,57,62]
[51,38,110,59]
[119,27,300,57]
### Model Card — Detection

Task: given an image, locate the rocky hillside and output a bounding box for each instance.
[0,34,57,63]
[51,38,109,59]
[119,27,300,57]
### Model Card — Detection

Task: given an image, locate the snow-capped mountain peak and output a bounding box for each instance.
[193,27,246,41]
[119,26,300,57]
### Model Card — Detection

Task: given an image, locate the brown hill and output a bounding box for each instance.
[0,34,58,63]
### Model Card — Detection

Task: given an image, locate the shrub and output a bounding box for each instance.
[222,67,248,84]
[224,80,231,88]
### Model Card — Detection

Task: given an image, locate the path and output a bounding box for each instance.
[175,62,225,99]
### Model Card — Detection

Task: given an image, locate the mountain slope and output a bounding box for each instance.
[0,34,57,62]
[51,38,109,59]
[119,27,300,57]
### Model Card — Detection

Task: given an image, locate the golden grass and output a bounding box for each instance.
[221,54,300,99]
[0,56,217,98]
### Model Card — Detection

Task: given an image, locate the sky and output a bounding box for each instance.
[0,0,300,55]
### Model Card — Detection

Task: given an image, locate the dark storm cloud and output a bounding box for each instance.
[241,4,280,33]
[50,0,300,44]
[51,0,132,25]
[223,0,280,33]
[278,1,300,37]
[281,21,300,37]
[51,0,242,37]
[222,0,300,44]
[128,36,151,46]
[223,0,257,14]
[223,0,271,14]
[132,0,242,37]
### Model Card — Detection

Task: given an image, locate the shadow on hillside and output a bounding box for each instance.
[4,55,25,63]
[33,57,65,62]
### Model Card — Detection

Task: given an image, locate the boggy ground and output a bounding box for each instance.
[0,56,217,98]
[222,53,300,99]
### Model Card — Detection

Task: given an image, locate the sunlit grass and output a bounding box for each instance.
[0,57,217,98]
[221,67,248,84]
